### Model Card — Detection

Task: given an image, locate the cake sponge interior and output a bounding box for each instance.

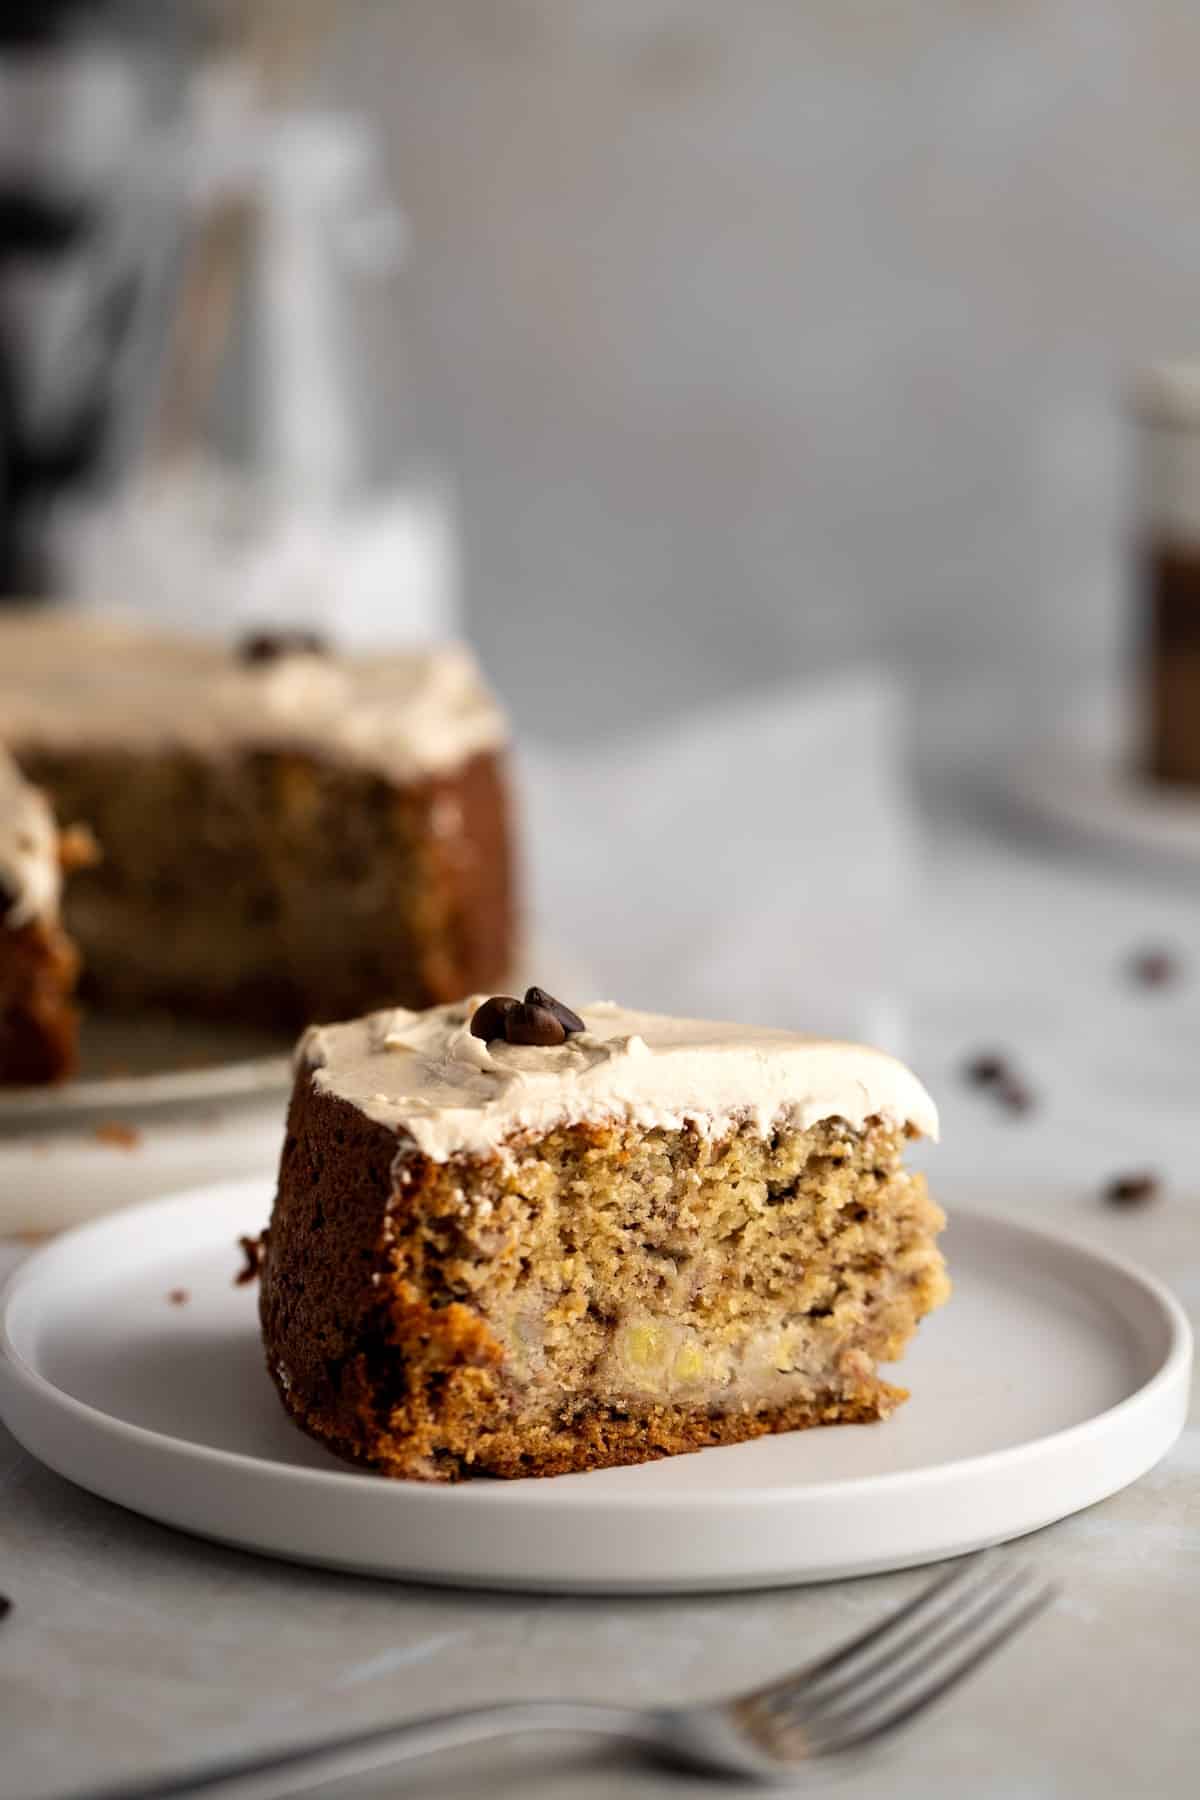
[262,1089,948,1481]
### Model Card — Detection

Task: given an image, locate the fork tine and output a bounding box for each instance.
[811,1574,1056,1757]
[789,1555,1012,1710]
[750,1554,985,1707]
[797,1557,1020,1717]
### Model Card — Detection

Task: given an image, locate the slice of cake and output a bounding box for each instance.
[0,612,516,1031]
[0,747,85,1084]
[260,992,948,1481]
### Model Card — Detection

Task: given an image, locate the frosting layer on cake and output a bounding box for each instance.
[0,747,60,927]
[300,999,939,1162]
[0,612,507,781]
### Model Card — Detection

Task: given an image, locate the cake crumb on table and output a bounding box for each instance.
[93,1121,141,1150]
[166,1288,190,1306]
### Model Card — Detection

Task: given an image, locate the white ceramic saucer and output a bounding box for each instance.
[0,1179,1190,1594]
[0,1012,293,1126]
[1005,691,1200,876]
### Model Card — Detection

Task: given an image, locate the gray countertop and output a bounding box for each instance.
[3,810,1199,1799]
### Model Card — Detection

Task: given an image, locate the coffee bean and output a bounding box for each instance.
[1128,947,1181,989]
[505,1002,567,1046]
[963,1050,1036,1115]
[238,629,329,665]
[963,1052,1009,1087]
[524,987,585,1034]
[1103,1172,1159,1208]
[469,995,519,1041]
[998,1079,1035,1116]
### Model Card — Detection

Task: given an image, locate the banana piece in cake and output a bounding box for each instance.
[260,994,949,1480]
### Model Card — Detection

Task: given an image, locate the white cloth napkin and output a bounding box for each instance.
[518,669,917,1051]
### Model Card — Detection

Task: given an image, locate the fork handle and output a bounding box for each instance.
[72,1702,666,1800]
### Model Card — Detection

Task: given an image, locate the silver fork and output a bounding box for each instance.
[70,1554,1054,1798]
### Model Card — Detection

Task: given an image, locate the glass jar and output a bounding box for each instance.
[1131,361,1200,786]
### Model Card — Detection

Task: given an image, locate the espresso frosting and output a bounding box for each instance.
[299,999,939,1163]
[0,746,60,927]
[0,612,508,782]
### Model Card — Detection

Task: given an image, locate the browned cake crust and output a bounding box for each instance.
[0,915,80,1084]
[260,1075,947,1481]
[17,746,514,1031]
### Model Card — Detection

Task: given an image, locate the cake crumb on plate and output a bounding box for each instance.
[93,1121,140,1150]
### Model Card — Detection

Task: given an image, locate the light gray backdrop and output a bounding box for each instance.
[320,1,1197,742]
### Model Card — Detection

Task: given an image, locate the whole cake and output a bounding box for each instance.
[0,747,85,1084]
[0,613,515,1035]
[260,992,948,1481]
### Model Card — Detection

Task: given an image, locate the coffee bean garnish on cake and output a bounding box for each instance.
[1103,1171,1160,1208]
[524,987,586,1034]
[238,629,329,666]
[469,995,520,1041]
[470,988,586,1045]
[505,1001,567,1046]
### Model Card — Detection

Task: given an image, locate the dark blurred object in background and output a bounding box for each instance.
[0,1,450,647]
[1133,362,1200,789]
[0,0,188,595]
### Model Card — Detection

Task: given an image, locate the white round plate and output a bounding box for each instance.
[0,1012,292,1126]
[1006,691,1200,875]
[0,1179,1190,1594]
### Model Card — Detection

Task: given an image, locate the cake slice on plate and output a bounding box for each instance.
[0,747,91,1085]
[260,993,948,1480]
